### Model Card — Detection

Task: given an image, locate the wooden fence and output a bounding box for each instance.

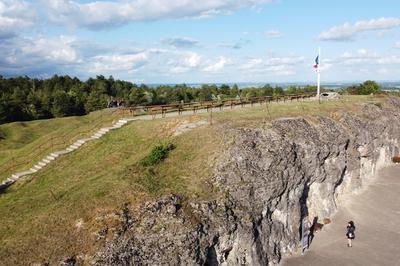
[117,93,316,118]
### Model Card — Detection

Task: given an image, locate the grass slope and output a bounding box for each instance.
[0,109,126,181]
[0,95,387,265]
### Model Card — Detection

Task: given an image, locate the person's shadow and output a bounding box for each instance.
[308,216,319,247]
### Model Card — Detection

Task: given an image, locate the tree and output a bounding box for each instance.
[345,80,380,95]
[359,80,380,95]
[51,90,74,117]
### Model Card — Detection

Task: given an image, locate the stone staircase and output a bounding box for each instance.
[0,118,129,190]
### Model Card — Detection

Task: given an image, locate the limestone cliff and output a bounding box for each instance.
[93,97,400,266]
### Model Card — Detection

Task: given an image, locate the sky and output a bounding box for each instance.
[1,0,400,84]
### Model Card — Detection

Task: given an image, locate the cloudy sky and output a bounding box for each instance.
[1,0,400,83]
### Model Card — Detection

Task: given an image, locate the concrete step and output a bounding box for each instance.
[38,161,47,167]
[71,142,82,147]
[33,165,42,170]
[57,150,71,155]
[15,170,34,177]
[93,133,103,138]
[8,170,33,181]
[99,128,110,133]
[46,155,56,161]
[1,118,136,189]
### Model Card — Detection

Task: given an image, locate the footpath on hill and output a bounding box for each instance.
[282,164,400,266]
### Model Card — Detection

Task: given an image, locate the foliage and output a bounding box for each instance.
[344,80,381,95]
[139,142,175,167]
[0,74,321,124]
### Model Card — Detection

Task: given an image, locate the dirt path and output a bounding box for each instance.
[282,164,400,266]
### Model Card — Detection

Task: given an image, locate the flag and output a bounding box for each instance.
[313,55,319,69]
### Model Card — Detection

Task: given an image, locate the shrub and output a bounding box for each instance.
[344,80,381,95]
[139,142,175,167]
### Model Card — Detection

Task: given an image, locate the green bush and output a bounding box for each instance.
[344,80,381,95]
[139,142,175,167]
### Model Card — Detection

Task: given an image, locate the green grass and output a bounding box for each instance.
[0,116,221,265]
[0,95,391,265]
[203,95,375,126]
[0,108,128,181]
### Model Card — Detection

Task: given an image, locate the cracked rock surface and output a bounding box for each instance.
[93,98,400,266]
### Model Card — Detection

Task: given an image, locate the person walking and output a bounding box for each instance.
[346,221,356,247]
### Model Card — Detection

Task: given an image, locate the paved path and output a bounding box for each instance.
[282,164,400,266]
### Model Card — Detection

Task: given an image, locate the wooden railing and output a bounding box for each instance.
[0,93,315,182]
[117,93,316,118]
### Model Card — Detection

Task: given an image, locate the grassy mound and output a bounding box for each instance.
[0,109,125,182]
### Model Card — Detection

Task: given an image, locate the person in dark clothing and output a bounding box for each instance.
[346,221,356,247]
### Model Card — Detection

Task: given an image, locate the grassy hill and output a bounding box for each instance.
[0,108,128,182]
[0,95,384,265]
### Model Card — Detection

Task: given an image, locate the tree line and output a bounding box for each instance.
[0,75,318,124]
[0,75,381,124]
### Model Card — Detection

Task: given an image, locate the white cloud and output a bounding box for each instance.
[43,0,272,29]
[162,37,199,48]
[265,30,283,38]
[240,58,263,70]
[203,56,229,72]
[394,41,400,49]
[0,34,83,77]
[318,17,400,41]
[184,53,201,67]
[0,0,35,38]
[335,49,400,66]
[22,35,79,64]
[88,52,148,73]
[218,39,251,49]
[238,55,303,76]
[167,52,202,74]
[266,55,304,66]
[1,35,80,67]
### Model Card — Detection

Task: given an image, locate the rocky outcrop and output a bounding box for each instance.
[93,97,400,266]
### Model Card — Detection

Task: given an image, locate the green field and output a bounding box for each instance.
[0,95,386,265]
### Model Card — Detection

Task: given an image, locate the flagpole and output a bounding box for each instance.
[317,47,321,98]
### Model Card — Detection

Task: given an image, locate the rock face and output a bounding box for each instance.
[94,98,400,266]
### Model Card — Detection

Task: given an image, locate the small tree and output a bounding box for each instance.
[359,80,380,95]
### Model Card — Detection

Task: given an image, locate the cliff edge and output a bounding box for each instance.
[93,97,400,266]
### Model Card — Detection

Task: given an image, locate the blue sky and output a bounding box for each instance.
[1,0,400,83]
